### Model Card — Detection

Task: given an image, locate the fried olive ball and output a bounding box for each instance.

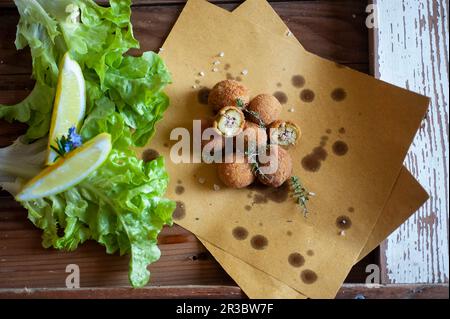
[217,153,255,188]
[213,106,246,137]
[208,80,250,112]
[235,121,268,154]
[247,94,282,126]
[268,120,301,146]
[257,144,292,187]
[199,118,223,147]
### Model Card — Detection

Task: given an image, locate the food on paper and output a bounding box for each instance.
[237,121,268,153]
[257,144,293,187]
[217,153,255,188]
[208,80,250,112]
[269,120,301,146]
[213,106,246,137]
[247,94,282,126]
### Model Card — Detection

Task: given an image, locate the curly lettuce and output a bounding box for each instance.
[0,0,175,287]
[1,0,171,146]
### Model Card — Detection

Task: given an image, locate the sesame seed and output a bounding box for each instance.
[288,108,295,112]
[218,52,225,57]
[212,67,219,72]
[213,184,221,191]
[241,69,248,75]
[286,30,292,37]
[352,14,356,19]
[192,84,198,89]
[308,192,316,196]
[158,47,164,52]
[198,177,206,184]
[0,60,3,64]
[339,230,346,236]
[213,60,220,65]
[199,71,205,76]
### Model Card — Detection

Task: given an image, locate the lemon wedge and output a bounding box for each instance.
[47,52,86,165]
[17,133,112,201]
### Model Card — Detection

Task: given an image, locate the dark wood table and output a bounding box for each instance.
[0,0,448,299]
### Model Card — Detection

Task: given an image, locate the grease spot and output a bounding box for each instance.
[307,250,314,256]
[286,231,292,236]
[273,91,288,104]
[326,129,332,134]
[224,63,231,70]
[332,141,349,156]
[288,253,305,267]
[249,182,289,204]
[291,75,305,88]
[173,201,186,220]
[245,205,252,211]
[336,216,352,230]
[301,269,318,284]
[338,127,346,134]
[195,79,201,84]
[313,147,328,160]
[232,226,249,240]
[175,185,185,195]
[226,73,234,80]
[301,146,328,172]
[250,235,268,250]
[259,222,263,226]
[300,89,315,102]
[348,207,355,213]
[142,149,160,162]
[197,87,211,105]
[163,142,169,148]
[276,82,282,88]
[301,155,321,172]
[331,88,347,101]
[236,76,243,82]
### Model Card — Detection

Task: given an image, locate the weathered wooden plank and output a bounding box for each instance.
[336,283,449,299]
[0,286,245,299]
[0,205,235,288]
[0,0,369,77]
[374,0,449,284]
[0,283,447,299]
[0,0,290,8]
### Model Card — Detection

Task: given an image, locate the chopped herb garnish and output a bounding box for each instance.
[290,175,313,217]
[236,98,266,128]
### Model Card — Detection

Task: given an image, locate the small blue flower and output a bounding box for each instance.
[68,126,83,148]
[51,126,84,162]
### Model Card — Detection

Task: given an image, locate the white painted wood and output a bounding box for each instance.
[375,0,449,283]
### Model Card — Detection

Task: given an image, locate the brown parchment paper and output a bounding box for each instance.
[149,0,429,298]
[232,0,429,263]
[194,0,429,298]
[197,0,429,298]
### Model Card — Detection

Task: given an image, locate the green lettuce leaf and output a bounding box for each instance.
[1,137,175,288]
[1,0,171,146]
[0,0,175,288]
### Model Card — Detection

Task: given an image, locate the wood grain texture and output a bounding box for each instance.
[374,0,449,284]
[0,1,369,76]
[336,283,449,299]
[0,283,447,299]
[0,1,373,291]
